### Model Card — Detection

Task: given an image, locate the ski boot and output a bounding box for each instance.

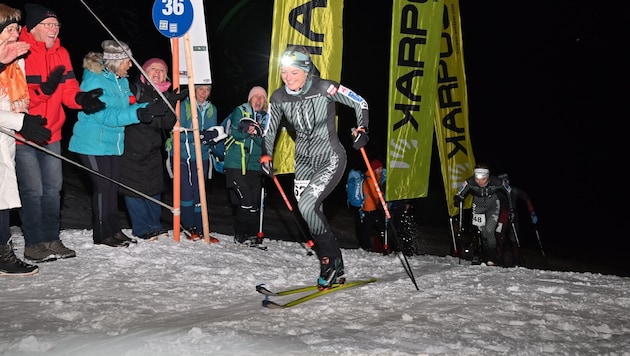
[317,256,345,290]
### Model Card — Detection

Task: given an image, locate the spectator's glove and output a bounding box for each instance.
[75,88,106,114]
[137,98,169,123]
[351,126,369,150]
[19,114,51,144]
[200,125,228,145]
[531,212,538,224]
[238,118,262,137]
[166,88,188,106]
[136,107,154,123]
[260,154,273,177]
[40,65,65,95]
[454,194,465,206]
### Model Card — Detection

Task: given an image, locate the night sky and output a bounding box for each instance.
[6,1,626,272]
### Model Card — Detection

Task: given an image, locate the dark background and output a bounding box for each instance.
[6,1,627,273]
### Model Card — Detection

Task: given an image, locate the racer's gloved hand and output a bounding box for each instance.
[351,126,369,150]
[531,212,538,224]
[260,154,273,177]
[508,210,516,223]
[454,194,465,206]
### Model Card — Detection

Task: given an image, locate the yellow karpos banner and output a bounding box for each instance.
[386,0,444,201]
[435,0,475,216]
[267,0,344,174]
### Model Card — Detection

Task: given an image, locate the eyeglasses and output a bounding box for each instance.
[3,25,21,34]
[39,22,61,29]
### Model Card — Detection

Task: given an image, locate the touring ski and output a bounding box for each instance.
[257,278,377,309]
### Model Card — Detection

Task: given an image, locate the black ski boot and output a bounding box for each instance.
[317,256,345,289]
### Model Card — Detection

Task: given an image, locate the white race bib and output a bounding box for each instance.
[472,213,486,227]
[294,180,309,202]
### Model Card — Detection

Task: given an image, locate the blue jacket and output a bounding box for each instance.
[68,53,146,156]
[171,98,217,161]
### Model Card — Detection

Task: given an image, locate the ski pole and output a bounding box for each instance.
[359,147,418,291]
[448,216,459,262]
[510,221,521,248]
[270,175,314,256]
[458,200,464,264]
[257,185,265,242]
[534,224,546,258]
[0,127,175,212]
[383,216,389,255]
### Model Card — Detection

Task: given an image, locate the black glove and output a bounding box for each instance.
[75,88,106,114]
[508,210,516,223]
[19,114,51,144]
[454,194,465,206]
[166,88,188,105]
[40,65,65,95]
[352,126,369,150]
[260,154,273,177]
[136,108,154,123]
[200,126,227,145]
[137,98,170,123]
[237,118,262,137]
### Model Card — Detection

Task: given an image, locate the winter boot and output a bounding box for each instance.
[317,256,345,289]
[186,227,202,241]
[0,241,39,276]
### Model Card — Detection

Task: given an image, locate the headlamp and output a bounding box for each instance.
[473,168,490,179]
[280,51,311,72]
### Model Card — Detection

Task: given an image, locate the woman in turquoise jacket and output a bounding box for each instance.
[69,40,163,247]
[223,86,269,246]
[170,84,217,239]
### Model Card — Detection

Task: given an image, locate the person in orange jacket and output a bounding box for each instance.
[358,159,385,252]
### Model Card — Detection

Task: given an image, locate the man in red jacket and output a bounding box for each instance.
[16,3,105,262]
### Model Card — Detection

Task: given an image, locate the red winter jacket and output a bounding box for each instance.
[18,27,82,144]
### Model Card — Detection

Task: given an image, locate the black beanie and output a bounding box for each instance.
[25,3,58,32]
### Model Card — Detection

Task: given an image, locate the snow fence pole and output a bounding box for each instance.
[359,147,419,290]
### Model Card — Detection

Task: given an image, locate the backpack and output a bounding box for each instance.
[346,169,366,209]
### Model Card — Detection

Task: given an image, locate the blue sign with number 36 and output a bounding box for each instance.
[152,0,194,38]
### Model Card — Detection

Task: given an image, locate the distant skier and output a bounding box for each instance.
[454,164,511,265]
[496,173,538,267]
